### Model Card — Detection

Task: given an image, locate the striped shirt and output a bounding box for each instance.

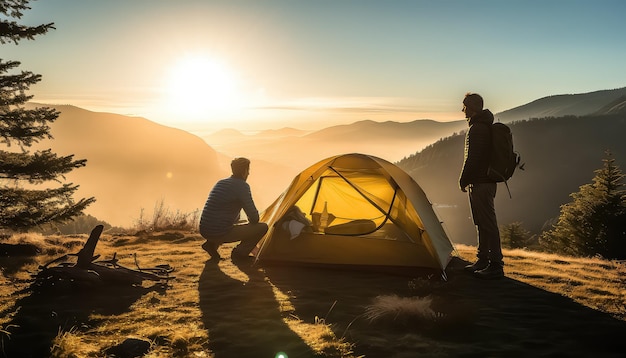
[199,176,260,237]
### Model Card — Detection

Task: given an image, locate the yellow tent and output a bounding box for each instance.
[254,153,454,275]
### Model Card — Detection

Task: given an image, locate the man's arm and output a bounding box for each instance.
[239,182,260,223]
[459,123,491,190]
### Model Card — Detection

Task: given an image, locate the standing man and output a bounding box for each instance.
[199,157,268,261]
[459,93,504,279]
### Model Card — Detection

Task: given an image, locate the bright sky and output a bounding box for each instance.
[5,0,626,132]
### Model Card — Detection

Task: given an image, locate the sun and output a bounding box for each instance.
[164,56,241,121]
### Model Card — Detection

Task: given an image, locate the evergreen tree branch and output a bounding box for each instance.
[0,185,95,231]
[0,106,57,146]
[0,149,87,182]
[0,0,55,45]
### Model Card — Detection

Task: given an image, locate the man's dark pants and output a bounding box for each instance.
[202,222,268,258]
[468,182,503,266]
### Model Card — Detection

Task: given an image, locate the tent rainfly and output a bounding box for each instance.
[253,153,455,276]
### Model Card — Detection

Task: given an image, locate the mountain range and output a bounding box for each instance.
[23,104,226,227]
[17,86,626,238]
[495,87,626,122]
[205,119,468,171]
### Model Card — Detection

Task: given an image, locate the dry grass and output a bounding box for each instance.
[455,244,626,321]
[133,199,200,233]
[363,295,437,322]
[1,236,625,357]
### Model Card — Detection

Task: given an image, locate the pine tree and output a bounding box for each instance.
[1,0,95,232]
[540,151,626,259]
[500,222,531,249]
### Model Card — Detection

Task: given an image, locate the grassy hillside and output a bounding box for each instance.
[1,233,625,357]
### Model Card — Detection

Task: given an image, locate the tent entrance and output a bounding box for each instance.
[292,167,410,240]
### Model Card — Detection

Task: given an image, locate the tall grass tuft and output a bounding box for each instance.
[133,199,199,232]
[50,329,99,358]
[1,325,14,353]
[364,295,438,322]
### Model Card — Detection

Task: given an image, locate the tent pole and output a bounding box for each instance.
[329,166,401,229]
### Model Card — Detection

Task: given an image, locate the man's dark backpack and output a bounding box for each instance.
[488,122,523,198]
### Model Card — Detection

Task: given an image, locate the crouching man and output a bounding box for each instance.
[199,157,268,261]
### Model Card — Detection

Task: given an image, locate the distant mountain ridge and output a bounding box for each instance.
[595,95,626,115]
[496,87,626,122]
[205,127,311,147]
[304,119,466,141]
[204,118,468,169]
[23,103,227,227]
[258,127,311,138]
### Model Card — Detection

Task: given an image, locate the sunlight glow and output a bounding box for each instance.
[164,56,242,122]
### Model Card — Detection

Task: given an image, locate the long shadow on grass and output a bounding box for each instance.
[198,256,316,358]
[263,263,419,357]
[1,284,162,358]
[263,257,626,358]
[435,258,626,357]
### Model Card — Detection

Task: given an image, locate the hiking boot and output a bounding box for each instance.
[464,259,489,273]
[474,263,504,280]
[202,240,221,260]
